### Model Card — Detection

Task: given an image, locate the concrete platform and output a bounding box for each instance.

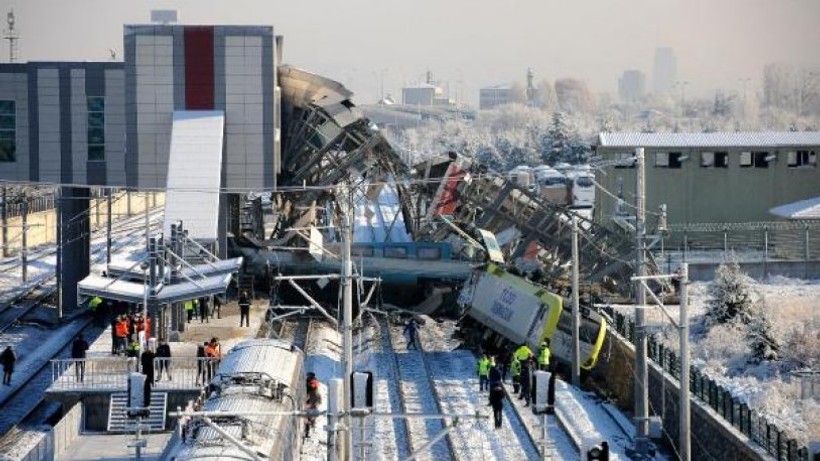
[57,432,171,461]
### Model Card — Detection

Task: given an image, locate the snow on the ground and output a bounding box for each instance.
[611,274,820,445]
[300,321,341,461]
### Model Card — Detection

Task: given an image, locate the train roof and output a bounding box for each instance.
[213,339,302,389]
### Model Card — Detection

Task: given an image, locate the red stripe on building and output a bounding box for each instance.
[184,27,215,110]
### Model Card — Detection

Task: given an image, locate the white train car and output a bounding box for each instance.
[162,339,305,461]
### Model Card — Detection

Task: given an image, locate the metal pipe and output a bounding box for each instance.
[287,279,338,326]
[201,417,263,461]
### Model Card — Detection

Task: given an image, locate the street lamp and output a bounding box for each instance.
[675,80,690,119]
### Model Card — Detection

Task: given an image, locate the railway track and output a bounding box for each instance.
[0,209,163,334]
[382,315,458,461]
[0,206,163,450]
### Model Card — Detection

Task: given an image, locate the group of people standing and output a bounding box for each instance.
[111,311,152,356]
[195,337,223,385]
[184,296,222,324]
[476,340,552,429]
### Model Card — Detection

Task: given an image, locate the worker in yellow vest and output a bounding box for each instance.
[514,343,533,362]
[510,355,522,394]
[477,353,492,392]
[185,300,195,323]
[538,340,551,371]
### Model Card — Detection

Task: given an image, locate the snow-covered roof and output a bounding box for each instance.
[481,84,512,90]
[769,196,820,219]
[598,132,820,148]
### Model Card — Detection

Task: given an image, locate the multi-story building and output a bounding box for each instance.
[479,84,512,110]
[652,47,677,95]
[594,132,820,227]
[618,69,646,103]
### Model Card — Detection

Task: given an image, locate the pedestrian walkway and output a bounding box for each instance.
[57,433,171,461]
[48,298,268,393]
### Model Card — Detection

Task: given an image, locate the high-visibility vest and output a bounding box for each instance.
[510,358,522,377]
[184,301,194,311]
[115,320,128,337]
[204,344,222,359]
[477,357,491,376]
[538,346,551,366]
[515,345,533,362]
[89,296,103,310]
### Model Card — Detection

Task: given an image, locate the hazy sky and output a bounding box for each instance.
[4,0,820,107]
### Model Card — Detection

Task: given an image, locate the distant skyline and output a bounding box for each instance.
[4,0,820,107]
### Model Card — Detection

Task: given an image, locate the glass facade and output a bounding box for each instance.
[0,100,15,162]
[87,97,105,161]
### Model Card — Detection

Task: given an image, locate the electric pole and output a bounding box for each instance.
[634,147,650,456]
[679,263,691,461]
[571,214,580,387]
[340,184,354,461]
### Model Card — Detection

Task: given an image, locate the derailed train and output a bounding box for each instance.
[162,339,305,461]
[458,263,607,370]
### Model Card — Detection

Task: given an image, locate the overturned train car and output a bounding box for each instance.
[458,263,607,370]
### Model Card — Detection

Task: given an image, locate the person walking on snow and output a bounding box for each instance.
[488,357,502,388]
[488,382,506,429]
[519,358,533,406]
[239,291,251,327]
[305,372,322,437]
[1,345,16,385]
[403,319,419,350]
[477,353,491,392]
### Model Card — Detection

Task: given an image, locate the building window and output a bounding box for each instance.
[655,152,685,168]
[613,153,635,168]
[787,150,817,168]
[0,100,15,162]
[701,152,728,168]
[740,152,752,167]
[87,97,105,161]
[753,152,770,168]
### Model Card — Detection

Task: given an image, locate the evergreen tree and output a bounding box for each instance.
[746,299,779,363]
[706,260,754,324]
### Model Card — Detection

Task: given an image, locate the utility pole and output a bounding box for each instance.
[571,214,580,387]
[1,185,7,258]
[679,263,691,461]
[145,191,150,250]
[339,184,354,461]
[21,194,27,283]
[633,147,650,457]
[3,10,19,63]
[107,188,112,264]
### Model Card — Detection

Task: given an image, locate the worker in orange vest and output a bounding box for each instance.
[115,315,129,354]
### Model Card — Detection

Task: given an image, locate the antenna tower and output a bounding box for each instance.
[3,9,19,63]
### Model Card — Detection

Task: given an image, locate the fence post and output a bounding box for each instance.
[763,226,769,279]
[806,226,811,280]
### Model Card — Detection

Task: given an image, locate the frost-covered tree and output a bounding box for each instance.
[745,299,780,363]
[706,260,755,324]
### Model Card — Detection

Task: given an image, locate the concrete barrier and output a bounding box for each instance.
[52,402,83,458]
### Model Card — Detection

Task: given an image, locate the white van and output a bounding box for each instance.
[567,170,595,209]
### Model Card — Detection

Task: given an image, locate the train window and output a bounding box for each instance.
[384,246,408,258]
[556,312,601,342]
[416,246,442,260]
[351,246,374,257]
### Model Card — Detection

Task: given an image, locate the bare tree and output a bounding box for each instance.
[554,78,595,114]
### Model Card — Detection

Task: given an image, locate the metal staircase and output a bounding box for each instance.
[107,391,167,432]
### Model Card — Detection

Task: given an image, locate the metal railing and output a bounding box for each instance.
[50,357,218,391]
[605,308,810,461]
